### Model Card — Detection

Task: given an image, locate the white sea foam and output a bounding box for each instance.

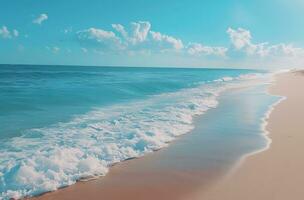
[0,73,270,199]
[212,73,266,83]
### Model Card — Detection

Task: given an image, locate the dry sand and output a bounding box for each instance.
[196,71,304,200]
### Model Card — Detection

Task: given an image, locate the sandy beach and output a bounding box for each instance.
[197,71,304,200]
[32,71,303,200]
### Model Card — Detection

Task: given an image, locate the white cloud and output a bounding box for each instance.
[130,21,151,44]
[150,31,183,50]
[0,26,11,38]
[227,27,304,58]
[227,27,257,55]
[77,28,124,50]
[187,43,227,57]
[112,21,151,45]
[78,21,226,56]
[79,21,244,58]
[227,27,252,50]
[257,43,304,57]
[0,26,18,39]
[33,14,48,25]
[112,24,128,40]
[79,22,183,52]
[76,22,304,67]
[79,28,117,41]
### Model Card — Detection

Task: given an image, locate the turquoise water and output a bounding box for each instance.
[0,65,277,199]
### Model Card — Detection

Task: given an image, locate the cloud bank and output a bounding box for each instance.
[75,21,304,68]
[227,27,304,58]
[77,21,225,57]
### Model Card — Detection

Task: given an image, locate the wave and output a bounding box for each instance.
[0,73,271,199]
[211,73,267,83]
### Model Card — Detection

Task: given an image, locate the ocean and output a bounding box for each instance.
[0,65,280,199]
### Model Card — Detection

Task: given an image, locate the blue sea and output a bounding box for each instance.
[0,65,280,199]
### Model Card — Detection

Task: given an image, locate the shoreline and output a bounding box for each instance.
[227,91,286,177]
[3,69,253,200]
[31,76,277,200]
[198,70,304,199]
[226,70,291,178]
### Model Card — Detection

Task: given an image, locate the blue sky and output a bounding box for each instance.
[1,0,304,68]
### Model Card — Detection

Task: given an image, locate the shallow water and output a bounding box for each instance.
[156,84,280,172]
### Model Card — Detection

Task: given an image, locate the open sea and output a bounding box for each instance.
[0,65,281,199]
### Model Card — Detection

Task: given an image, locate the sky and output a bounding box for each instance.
[1,0,304,69]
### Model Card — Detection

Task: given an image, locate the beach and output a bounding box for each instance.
[32,71,304,200]
[2,67,274,199]
[29,71,292,200]
[197,70,304,199]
